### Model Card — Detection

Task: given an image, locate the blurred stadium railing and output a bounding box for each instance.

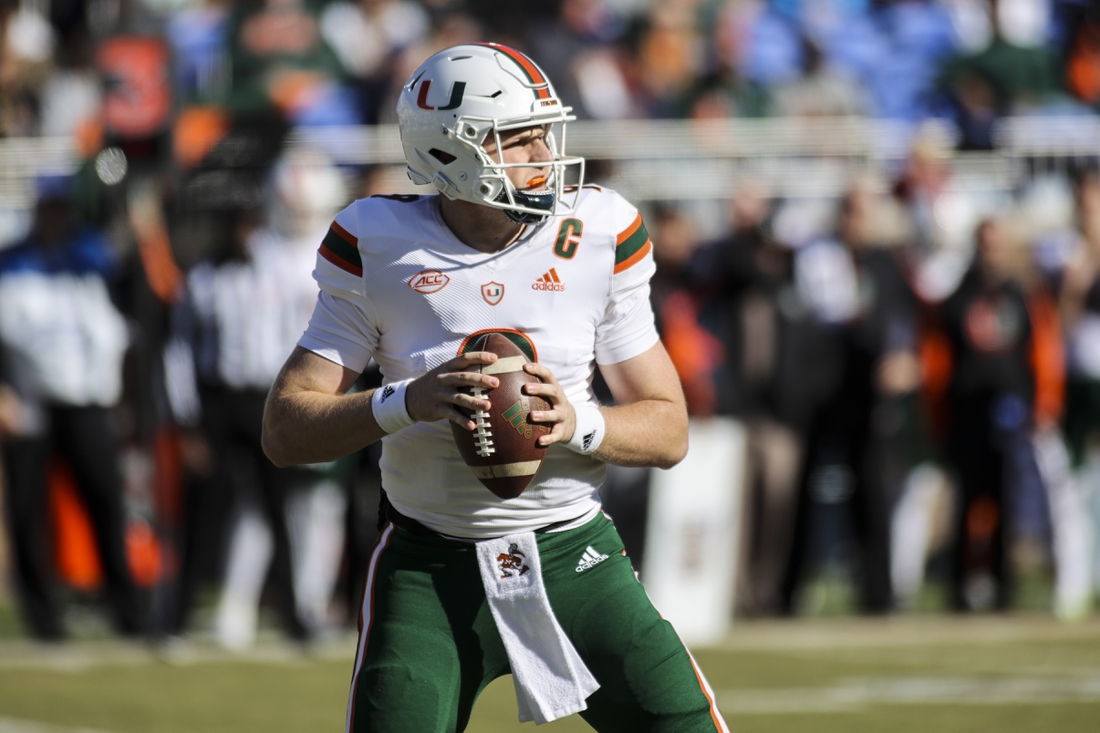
[1,116,1098,239]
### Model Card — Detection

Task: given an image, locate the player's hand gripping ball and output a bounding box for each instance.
[450,333,550,499]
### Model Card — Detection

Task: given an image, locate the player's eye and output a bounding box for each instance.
[504,128,547,149]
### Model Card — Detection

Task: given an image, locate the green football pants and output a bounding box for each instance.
[346,512,727,733]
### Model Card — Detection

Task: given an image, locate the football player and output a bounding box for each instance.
[262,43,729,733]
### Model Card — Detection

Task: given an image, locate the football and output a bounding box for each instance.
[450,332,550,499]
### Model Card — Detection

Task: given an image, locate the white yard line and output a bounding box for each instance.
[0,634,357,672]
[717,675,1100,714]
[718,615,1100,651]
[0,716,118,733]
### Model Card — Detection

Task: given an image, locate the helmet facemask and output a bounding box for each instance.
[441,117,585,223]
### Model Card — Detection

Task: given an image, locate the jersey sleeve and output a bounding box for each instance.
[611,205,656,293]
[595,197,659,365]
[314,204,365,295]
[297,203,380,372]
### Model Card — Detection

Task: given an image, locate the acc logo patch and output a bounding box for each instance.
[409,270,449,294]
[481,281,504,306]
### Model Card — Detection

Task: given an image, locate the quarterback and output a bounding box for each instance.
[262,43,729,733]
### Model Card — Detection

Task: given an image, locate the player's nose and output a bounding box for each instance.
[529,138,553,165]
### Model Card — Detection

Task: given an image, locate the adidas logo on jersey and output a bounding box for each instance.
[532,268,565,292]
[575,546,609,573]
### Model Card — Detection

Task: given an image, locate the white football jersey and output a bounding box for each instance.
[298,186,658,538]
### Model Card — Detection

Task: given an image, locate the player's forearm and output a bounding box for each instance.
[262,388,386,467]
[592,399,688,469]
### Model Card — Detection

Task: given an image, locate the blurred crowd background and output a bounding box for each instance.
[0,0,1100,647]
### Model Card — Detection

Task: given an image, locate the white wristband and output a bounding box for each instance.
[565,401,605,455]
[372,379,415,434]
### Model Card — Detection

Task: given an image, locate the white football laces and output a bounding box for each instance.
[469,386,496,457]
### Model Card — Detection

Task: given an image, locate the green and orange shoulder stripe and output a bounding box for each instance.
[319,220,362,277]
[614,212,652,275]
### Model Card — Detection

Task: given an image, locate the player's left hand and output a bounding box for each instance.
[521,362,575,447]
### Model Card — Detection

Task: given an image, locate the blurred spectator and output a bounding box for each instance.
[1059,168,1100,470]
[1053,167,1100,610]
[690,181,816,616]
[742,0,958,121]
[0,179,145,641]
[526,0,637,120]
[866,0,958,121]
[893,123,983,302]
[0,5,55,136]
[929,216,1053,611]
[683,0,773,119]
[936,0,1061,149]
[163,204,307,646]
[38,28,100,139]
[650,203,719,416]
[941,0,995,53]
[166,0,232,106]
[225,0,357,128]
[1063,0,1100,110]
[609,201,718,571]
[772,34,868,118]
[163,150,347,646]
[319,0,430,124]
[631,0,707,118]
[738,1,804,87]
[784,175,920,614]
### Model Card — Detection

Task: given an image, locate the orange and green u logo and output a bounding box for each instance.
[416,80,466,110]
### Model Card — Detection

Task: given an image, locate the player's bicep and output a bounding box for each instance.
[272,346,359,398]
[598,340,685,408]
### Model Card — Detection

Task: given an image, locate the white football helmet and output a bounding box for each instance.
[397,43,585,223]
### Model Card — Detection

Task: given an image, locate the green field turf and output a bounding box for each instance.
[0,613,1097,733]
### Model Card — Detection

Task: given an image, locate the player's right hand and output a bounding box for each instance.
[405,352,500,430]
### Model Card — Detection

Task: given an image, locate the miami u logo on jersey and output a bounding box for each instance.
[415,79,466,110]
[481,281,504,305]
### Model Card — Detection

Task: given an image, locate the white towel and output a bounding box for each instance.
[475,532,600,724]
